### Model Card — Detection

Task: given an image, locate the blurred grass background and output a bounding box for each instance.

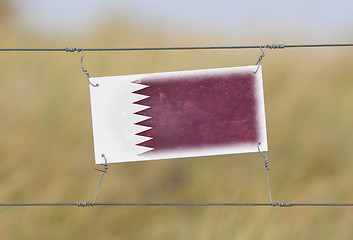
[1,1,353,239]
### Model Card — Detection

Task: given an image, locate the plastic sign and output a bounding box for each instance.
[89,66,267,164]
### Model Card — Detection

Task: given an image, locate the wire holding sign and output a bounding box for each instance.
[80,49,99,87]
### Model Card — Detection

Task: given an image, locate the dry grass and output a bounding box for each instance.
[1,18,353,240]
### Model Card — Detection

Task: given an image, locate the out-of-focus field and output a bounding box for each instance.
[1,9,353,240]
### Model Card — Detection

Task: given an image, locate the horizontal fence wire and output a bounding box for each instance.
[0,43,353,52]
[1,202,353,207]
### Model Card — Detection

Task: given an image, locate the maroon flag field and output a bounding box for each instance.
[89,66,267,164]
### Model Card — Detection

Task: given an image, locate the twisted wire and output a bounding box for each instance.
[92,154,108,206]
[80,49,98,87]
[257,142,274,205]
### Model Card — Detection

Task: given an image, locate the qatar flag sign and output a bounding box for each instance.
[89,66,267,164]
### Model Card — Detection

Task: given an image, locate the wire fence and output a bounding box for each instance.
[1,42,353,207]
[1,202,353,207]
[0,43,352,52]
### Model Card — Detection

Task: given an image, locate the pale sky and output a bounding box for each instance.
[10,0,353,42]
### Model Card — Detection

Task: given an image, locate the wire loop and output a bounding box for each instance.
[92,154,109,206]
[253,46,267,74]
[257,142,274,205]
[80,49,99,87]
[253,43,285,74]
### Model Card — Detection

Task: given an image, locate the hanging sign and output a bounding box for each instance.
[89,66,267,164]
